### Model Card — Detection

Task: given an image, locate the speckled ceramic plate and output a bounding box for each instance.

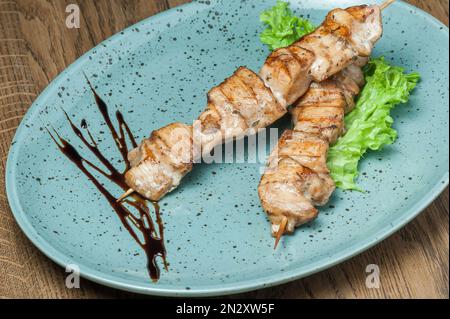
[6,0,449,296]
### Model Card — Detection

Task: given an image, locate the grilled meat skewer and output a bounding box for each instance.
[258,59,368,243]
[122,4,383,202]
[125,67,284,200]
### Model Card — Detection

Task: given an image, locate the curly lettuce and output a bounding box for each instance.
[260,0,315,51]
[327,57,420,191]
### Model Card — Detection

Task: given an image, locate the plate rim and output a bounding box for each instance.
[5,0,449,297]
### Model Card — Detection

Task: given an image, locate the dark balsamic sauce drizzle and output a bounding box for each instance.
[48,80,167,282]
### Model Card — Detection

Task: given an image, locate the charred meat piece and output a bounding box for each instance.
[259,5,381,106]
[125,123,193,201]
[199,67,286,155]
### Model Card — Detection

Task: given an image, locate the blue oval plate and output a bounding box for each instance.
[6,0,449,296]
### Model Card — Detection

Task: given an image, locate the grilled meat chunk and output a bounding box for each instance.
[199,67,286,155]
[125,123,193,201]
[259,5,381,106]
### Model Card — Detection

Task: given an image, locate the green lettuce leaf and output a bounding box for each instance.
[260,0,315,51]
[327,57,420,191]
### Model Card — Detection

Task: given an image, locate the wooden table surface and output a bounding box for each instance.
[0,0,448,299]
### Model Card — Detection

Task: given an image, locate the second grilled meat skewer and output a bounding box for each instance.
[259,59,368,248]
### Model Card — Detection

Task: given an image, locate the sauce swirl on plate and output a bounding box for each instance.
[48,80,167,282]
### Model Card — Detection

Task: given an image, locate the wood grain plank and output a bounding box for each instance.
[0,0,448,298]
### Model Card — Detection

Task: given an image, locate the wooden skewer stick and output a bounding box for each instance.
[380,0,395,11]
[274,216,288,250]
[117,188,135,203]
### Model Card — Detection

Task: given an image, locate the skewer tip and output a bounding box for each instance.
[274,217,288,250]
[117,188,135,203]
[380,0,395,11]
